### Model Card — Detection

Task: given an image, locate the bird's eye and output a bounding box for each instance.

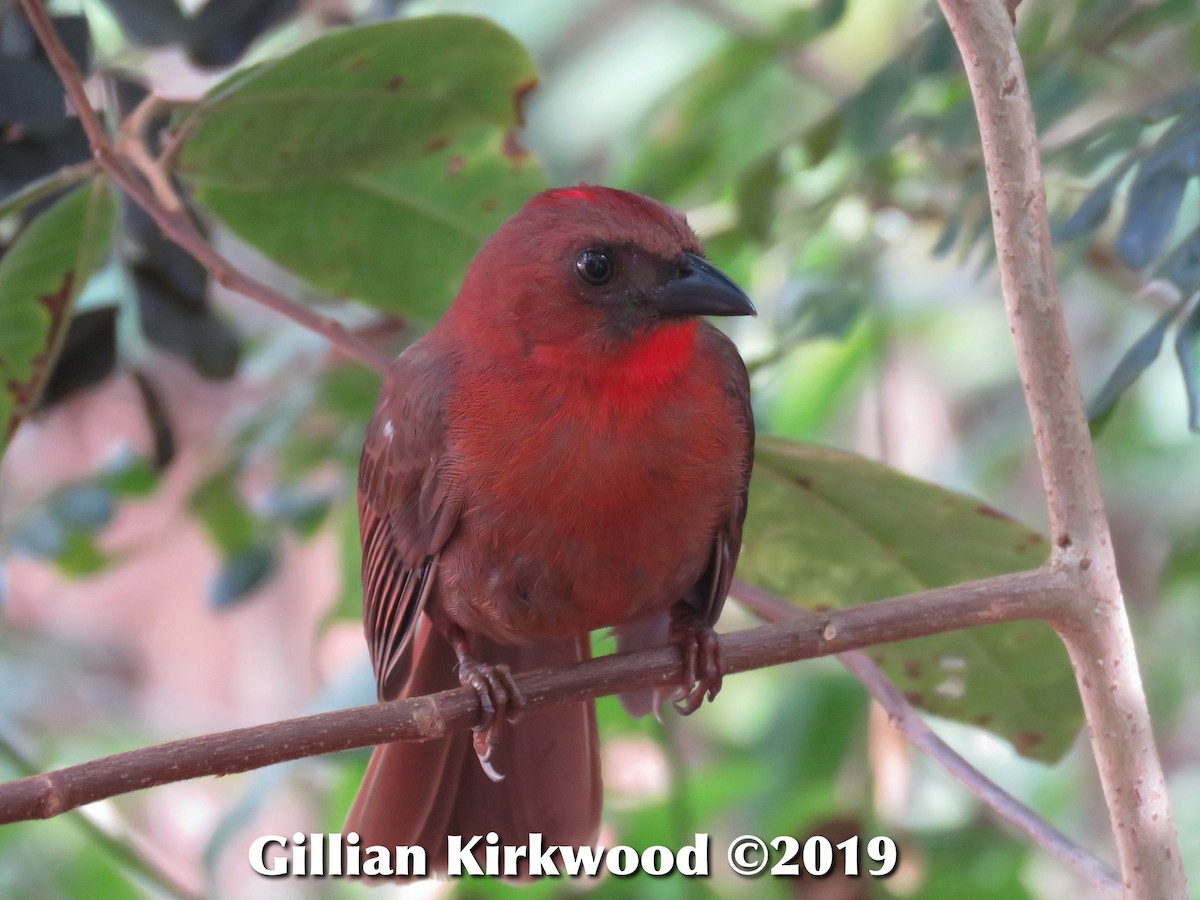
[575,249,615,286]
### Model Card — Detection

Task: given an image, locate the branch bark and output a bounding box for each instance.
[0,570,1062,825]
[935,1,1186,896]
[14,0,391,376]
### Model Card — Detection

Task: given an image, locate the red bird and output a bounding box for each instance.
[346,185,754,872]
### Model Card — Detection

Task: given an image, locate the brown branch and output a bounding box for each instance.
[15,0,392,376]
[0,569,1063,825]
[732,581,1122,899]
[935,1,1186,896]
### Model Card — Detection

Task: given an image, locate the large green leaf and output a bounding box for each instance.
[0,180,115,458]
[739,437,1082,763]
[178,16,538,188]
[195,128,545,319]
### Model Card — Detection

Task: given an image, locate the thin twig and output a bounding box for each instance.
[731,581,1122,899]
[118,94,183,213]
[0,569,1065,825]
[15,0,392,376]
[0,160,100,222]
[936,1,1186,895]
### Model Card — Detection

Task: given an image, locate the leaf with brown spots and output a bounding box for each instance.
[738,437,1081,763]
[195,128,544,320]
[178,16,539,189]
[0,180,115,459]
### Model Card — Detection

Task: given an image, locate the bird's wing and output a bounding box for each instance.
[691,324,754,628]
[358,342,461,699]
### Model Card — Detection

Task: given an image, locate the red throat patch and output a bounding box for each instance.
[530,320,699,415]
[619,319,698,388]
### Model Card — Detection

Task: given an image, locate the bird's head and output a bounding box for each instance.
[443,185,755,374]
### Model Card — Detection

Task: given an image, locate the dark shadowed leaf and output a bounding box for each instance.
[1088,302,1186,423]
[188,0,302,67]
[266,489,333,539]
[135,268,241,378]
[179,16,537,187]
[1052,163,1131,243]
[932,209,962,258]
[54,485,114,530]
[1113,113,1200,269]
[121,203,241,381]
[90,0,188,46]
[1154,224,1200,296]
[775,0,849,45]
[211,543,277,608]
[841,62,911,157]
[1115,167,1190,269]
[131,372,177,471]
[0,180,114,459]
[738,438,1082,762]
[36,305,118,409]
[190,467,279,606]
[0,59,74,125]
[1174,299,1200,432]
[801,110,841,167]
[95,0,300,66]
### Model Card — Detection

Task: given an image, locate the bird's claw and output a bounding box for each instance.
[674,623,722,715]
[456,657,525,782]
[653,612,723,719]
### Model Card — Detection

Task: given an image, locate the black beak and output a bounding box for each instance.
[651,252,757,319]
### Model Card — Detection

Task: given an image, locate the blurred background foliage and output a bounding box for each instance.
[1,0,1200,897]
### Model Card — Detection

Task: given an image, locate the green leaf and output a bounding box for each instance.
[738,438,1082,763]
[54,530,110,577]
[189,467,260,556]
[179,16,538,188]
[195,128,544,318]
[0,180,115,457]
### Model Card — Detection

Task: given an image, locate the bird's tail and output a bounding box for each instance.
[345,622,602,877]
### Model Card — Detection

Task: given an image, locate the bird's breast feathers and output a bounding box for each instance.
[437,343,743,639]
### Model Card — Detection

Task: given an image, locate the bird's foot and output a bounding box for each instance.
[449,631,525,782]
[652,605,724,720]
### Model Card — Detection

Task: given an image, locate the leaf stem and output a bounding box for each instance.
[0,161,100,223]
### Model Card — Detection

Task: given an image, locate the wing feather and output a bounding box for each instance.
[358,342,460,699]
[690,324,754,627]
